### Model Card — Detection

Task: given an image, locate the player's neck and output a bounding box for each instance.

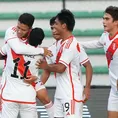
[61,32,73,42]
[109,28,118,39]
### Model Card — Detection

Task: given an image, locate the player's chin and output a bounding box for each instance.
[104,27,109,32]
[17,33,23,38]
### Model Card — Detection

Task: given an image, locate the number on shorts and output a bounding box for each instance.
[64,102,70,112]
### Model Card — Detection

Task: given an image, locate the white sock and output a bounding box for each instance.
[44,101,54,118]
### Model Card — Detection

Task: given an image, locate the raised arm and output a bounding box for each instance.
[79,33,105,49]
[4,27,51,56]
[7,38,44,55]
[80,40,103,49]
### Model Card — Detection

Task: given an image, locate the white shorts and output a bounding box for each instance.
[108,89,118,111]
[54,98,83,118]
[1,100,38,118]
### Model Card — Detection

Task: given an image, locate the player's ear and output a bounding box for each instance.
[62,23,66,29]
[114,20,118,26]
[26,28,32,39]
[29,28,32,33]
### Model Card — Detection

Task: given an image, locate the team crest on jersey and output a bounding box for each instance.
[12,27,17,32]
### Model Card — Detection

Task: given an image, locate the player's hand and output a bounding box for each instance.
[24,75,38,84]
[36,58,48,70]
[43,47,53,57]
[83,87,90,103]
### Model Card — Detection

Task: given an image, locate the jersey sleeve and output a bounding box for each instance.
[80,33,105,49]
[7,39,44,55]
[79,44,89,65]
[4,26,17,43]
[4,26,44,55]
[46,42,56,64]
[59,44,75,67]
[0,44,7,56]
[59,42,89,67]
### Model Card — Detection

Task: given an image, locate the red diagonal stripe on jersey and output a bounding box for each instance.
[106,38,118,67]
[76,43,80,52]
[11,49,31,78]
[56,43,65,63]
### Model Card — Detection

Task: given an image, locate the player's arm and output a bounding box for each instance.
[83,61,92,88]
[80,33,105,49]
[82,60,92,103]
[7,39,52,56]
[80,40,103,49]
[79,44,92,102]
[40,69,51,84]
[36,43,75,73]
[5,28,51,56]
[36,59,66,73]
[0,44,7,60]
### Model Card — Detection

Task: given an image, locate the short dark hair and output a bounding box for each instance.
[56,9,75,31]
[105,6,118,21]
[18,13,35,28]
[29,27,45,47]
[50,16,56,26]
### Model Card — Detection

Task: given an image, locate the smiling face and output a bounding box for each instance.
[16,21,31,39]
[50,24,61,41]
[50,17,65,41]
[53,17,66,39]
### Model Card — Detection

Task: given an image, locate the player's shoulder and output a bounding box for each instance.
[48,41,57,50]
[99,31,109,41]
[6,26,17,34]
[65,36,78,49]
[102,31,109,36]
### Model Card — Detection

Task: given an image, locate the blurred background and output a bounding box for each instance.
[0,0,118,118]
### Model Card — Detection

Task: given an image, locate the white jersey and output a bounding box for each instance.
[55,36,89,101]
[0,43,43,103]
[46,41,57,64]
[81,32,118,93]
[3,26,44,55]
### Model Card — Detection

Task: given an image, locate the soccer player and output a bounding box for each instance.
[0,27,46,118]
[0,27,54,118]
[3,13,51,56]
[0,12,52,118]
[36,9,93,118]
[29,28,54,118]
[40,16,60,85]
[80,6,118,118]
